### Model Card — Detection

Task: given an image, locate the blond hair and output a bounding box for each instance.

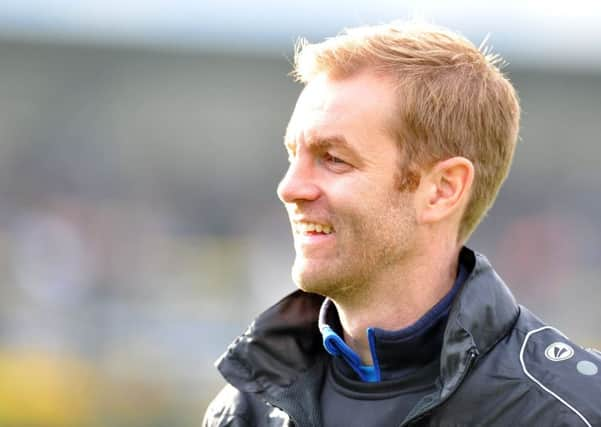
[292,22,520,242]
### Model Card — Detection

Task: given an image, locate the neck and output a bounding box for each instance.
[331,243,461,365]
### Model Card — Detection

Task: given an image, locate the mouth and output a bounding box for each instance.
[293,220,334,236]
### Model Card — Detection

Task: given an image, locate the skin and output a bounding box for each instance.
[277,70,474,364]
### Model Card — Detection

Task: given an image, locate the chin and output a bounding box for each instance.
[291,259,351,297]
[292,261,330,295]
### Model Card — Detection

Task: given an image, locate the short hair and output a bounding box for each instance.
[292,21,521,242]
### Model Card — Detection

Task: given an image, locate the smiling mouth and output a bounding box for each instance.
[293,221,334,235]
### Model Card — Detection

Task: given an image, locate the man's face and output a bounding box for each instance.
[277,71,418,299]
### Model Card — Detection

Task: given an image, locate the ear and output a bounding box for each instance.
[415,157,474,226]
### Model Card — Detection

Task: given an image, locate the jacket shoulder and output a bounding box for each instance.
[442,309,601,425]
[203,384,252,427]
[203,384,292,427]
[516,312,601,425]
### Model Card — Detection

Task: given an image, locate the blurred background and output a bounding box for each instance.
[0,1,599,426]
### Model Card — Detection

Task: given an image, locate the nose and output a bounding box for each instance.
[277,159,321,204]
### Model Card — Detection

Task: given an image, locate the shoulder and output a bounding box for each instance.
[202,384,253,427]
[450,307,601,425]
[203,384,291,427]
[517,321,601,422]
[507,309,601,425]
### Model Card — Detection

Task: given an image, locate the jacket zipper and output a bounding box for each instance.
[400,348,479,427]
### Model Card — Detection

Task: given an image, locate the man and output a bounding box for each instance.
[204,22,601,426]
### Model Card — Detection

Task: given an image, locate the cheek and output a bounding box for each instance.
[327,174,379,209]
[326,174,406,225]
[332,197,384,241]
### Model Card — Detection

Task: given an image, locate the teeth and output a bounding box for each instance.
[295,221,334,234]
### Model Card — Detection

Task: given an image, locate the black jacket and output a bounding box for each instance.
[203,249,601,426]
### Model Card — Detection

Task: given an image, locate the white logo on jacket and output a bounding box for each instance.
[544,342,575,362]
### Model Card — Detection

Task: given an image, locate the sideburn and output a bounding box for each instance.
[394,164,421,192]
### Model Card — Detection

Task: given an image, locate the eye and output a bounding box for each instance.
[324,153,345,164]
[322,152,352,172]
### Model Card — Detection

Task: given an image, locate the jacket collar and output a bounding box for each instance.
[437,248,520,397]
[216,290,324,394]
[216,247,520,399]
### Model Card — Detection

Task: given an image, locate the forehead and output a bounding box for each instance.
[286,72,397,148]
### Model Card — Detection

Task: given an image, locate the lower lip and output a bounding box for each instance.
[296,232,335,245]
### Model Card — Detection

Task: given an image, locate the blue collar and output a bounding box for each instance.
[318,261,469,383]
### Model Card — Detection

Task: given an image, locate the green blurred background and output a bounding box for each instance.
[0,1,599,426]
